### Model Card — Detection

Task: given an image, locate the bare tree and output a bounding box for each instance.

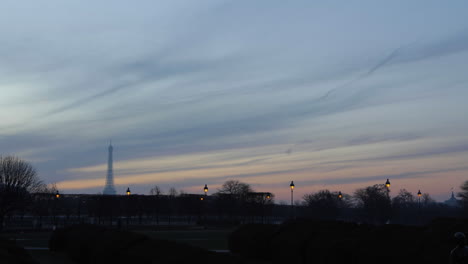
[149,185,163,226]
[31,183,59,229]
[458,181,468,207]
[303,190,350,219]
[392,189,416,208]
[354,184,391,224]
[0,156,43,230]
[422,193,436,207]
[216,180,253,197]
[149,185,163,196]
[35,182,58,194]
[168,187,178,197]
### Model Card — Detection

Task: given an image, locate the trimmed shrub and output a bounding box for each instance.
[228,224,277,260]
[270,220,365,264]
[50,224,150,263]
[50,224,238,264]
[268,219,468,264]
[122,238,237,264]
[0,237,38,264]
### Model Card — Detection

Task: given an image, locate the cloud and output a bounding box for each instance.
[295,166,468,187]
[1,1,468,201]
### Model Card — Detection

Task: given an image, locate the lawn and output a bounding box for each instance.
[137,228,234,251]
[0,227,234,263]
[0,231,72,264]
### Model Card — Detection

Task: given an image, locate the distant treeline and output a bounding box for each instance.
[2,157,468,230]
[0,185,465,231]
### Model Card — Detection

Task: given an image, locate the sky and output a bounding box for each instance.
[1,0,467,203]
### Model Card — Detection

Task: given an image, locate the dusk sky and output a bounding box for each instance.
[1,0,467,203]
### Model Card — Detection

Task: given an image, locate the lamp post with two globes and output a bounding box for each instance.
[202,184,208,228]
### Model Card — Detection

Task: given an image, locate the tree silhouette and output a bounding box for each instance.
[0,156,43,230]
[214,180,254,223]
[458,181,468,208]
[216,180,253,197]
[149,185,162,196]
[303,190,348,219]
[419,193,436,208]
[392,189,416,209]
[354,184,391,224]
[30,183,59,229]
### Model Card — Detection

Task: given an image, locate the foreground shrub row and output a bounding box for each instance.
[49,224,237,264]
[228,218,468,264]
[0,237,37,264]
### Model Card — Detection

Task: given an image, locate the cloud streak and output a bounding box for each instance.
[1,1,468,201]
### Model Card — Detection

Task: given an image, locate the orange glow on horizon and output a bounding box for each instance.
[55,136,468,203]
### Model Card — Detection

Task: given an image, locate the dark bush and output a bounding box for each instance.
[354,224,425,264]
[270,220,365,264]
[50,224,238,264]
[267,219,468,264]
[50,224,150,263]
[0,237,38,264]
[228,224,277,260]
[122,238,237,264]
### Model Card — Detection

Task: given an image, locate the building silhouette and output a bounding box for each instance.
[102,142,117,195]
[444,191,459,207]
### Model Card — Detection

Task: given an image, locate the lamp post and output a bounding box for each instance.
[202,184,208,228]
[53,191,60,229]
[417,190,422,224]
[290,181,295,206]
[338,191,343,199]
[262,192,271,224]
[417,190,422,207]
[290,181,295,219]
[385,179,391,199]
[126,187,131,226]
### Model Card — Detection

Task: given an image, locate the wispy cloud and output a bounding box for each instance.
[1,1,468,201]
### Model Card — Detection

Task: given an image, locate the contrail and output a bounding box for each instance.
[44,81,137,117]
[319,43,410,101]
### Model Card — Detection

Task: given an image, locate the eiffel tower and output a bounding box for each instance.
[102,142,117,195]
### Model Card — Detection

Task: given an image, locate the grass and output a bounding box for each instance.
[0,231,74,264]
[138,228,234,250]
[0,227,234,263]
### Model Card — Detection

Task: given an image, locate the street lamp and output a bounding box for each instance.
[200,185,208,201]
[290,181,295,206]
[338,191,343,199]
[53,191,60,229]
[202,184,209,228]
[126,187,131,226]
[385,179,391,199]
[290,181,295,219]
[417,190,422,207]
[262,193,271,224]
[417,190,422,224]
